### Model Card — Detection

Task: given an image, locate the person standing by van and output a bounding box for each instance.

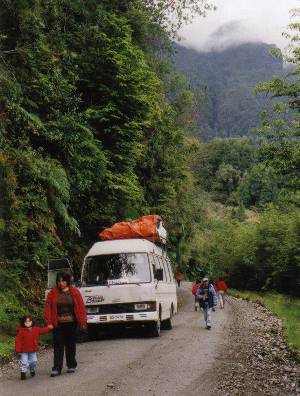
[44,272,86,377]
[197,277,217,330]
[215,279,228,309]
[192,280,201,311]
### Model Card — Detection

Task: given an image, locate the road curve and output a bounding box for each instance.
[0,282,231,396]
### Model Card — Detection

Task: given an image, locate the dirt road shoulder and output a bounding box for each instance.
[213,296,300,396]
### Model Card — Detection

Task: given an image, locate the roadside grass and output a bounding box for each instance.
[0,335,14,362]
[229,289,300,358]
[0,291,25,362]
[0,333,52,364]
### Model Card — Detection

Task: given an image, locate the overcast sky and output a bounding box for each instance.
[178,0,299,52]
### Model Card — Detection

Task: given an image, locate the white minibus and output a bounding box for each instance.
[80,238,177,338]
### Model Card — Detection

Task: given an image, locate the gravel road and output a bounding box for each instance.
[0,282,230,396]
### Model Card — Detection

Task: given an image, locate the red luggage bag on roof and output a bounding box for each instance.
[99,215,167,244]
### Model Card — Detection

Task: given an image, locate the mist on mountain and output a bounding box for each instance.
[173,41,283,140]
[200,20,262,52]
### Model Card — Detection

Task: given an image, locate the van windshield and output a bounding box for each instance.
[82,253,151,286]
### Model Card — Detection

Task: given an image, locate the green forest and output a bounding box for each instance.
[0,0,299,354]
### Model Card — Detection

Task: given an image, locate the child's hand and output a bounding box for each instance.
[48,324,54,330]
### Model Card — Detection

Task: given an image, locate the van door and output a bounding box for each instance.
[152,254,169,321]
[150,254,163,319]
[166,257,177,313]
[159,255,177,319]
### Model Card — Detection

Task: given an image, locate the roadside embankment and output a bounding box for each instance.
[229,289,300,357]
[214,296,300,396]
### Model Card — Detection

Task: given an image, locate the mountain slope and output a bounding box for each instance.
[174,42,283,140]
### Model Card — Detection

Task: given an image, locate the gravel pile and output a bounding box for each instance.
[215,296,300,396]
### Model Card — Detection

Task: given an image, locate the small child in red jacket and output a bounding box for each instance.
[15,315,53,380]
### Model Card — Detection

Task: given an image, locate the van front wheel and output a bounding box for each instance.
[148,319,161,337]
[162,308,173,330]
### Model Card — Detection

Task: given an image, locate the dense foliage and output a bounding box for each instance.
[0,0,212,340]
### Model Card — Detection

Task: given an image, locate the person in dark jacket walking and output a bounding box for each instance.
[196,277,217,330]
[15,315,53,380]
[44,272,87,377]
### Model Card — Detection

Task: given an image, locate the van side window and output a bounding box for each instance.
[151,255,161,280]
[148,254,157,281]
[152,264,156,280]
[166,258,173,283]
[160,257,170,283]
[166,258,175,282]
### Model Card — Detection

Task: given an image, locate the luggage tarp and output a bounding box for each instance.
[99,215,167,243]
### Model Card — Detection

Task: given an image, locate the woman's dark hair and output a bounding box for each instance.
[20,315,34,327]
[56,271,71,286]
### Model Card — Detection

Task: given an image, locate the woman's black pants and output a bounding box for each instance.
[53,322,77,370]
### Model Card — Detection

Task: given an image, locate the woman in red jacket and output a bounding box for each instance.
[15,315,53,380]
[44,272,87,377]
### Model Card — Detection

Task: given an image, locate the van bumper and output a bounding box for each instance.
[87,311,158,324]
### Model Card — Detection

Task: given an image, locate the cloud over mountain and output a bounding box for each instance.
[202,20,266,52]
[178,0,296,52]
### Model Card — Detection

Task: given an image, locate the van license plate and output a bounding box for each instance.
[109,314,125,321]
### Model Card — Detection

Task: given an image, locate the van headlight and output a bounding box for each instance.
[134,302,156,311]
[134,303,148,310]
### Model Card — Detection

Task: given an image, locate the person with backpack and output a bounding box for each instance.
[192,279,201,311]
[197,277,217,330]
